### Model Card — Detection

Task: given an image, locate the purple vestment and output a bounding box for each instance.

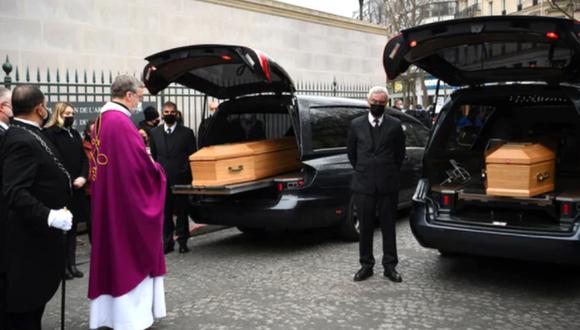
[88,103,167,300]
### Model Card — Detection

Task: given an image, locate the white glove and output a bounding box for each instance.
[47,208,73,231]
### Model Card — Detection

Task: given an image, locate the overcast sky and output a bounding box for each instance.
[276,0,360,18]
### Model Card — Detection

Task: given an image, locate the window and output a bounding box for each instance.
[445,104,496,151]
[402,121,430,147]
[309,106,367,150]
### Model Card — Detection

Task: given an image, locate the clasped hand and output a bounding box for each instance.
[48,208,73,231]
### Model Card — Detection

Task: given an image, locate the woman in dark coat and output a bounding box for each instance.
[44,102,89,280]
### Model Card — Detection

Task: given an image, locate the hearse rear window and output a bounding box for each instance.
[310,106,367,150]
[437,42,573,71]
[446,104,496,151]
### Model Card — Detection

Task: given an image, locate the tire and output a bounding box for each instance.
[337,195,360,242]
[236,226,266,236]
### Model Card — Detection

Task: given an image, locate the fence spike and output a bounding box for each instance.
[56,68,60,83]
[36,67,40,82]
[109,71,112,83]
[2,55,12,77]
[25,66,30,82]
[15,67,19,82]
[92,70,96,84]
[83,69,87,83]
[46,67,51,83]
[65,69,69,83]
[101,70,104,84]
[74,69,78,83]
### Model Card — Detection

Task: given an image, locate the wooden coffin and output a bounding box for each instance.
[485,142,555,197]
[189,137,301,186]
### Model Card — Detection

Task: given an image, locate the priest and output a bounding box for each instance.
[88,75,167,330]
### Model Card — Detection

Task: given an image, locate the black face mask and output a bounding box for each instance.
[163,114,176,125]
[41,108,50,127]
[63,117,74,128]
[370,104,385,117]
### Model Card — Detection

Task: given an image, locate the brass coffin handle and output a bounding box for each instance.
[228,165,244,173]
[536,172,550,182]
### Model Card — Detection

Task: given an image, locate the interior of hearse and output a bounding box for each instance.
[425,86,580,232]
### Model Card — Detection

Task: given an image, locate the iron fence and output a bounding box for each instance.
[1,56,372,135]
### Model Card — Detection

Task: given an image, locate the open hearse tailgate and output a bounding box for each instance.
[383,16,580,86]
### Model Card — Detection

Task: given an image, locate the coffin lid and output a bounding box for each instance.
[143,44,295,99]
[383,16,580,86]
[486,142,555,165]
[190,138,297,161]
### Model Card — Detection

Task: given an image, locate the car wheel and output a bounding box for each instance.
[237,226,266,235]
[337,196,360,242]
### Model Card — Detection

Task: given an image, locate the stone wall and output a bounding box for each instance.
[0,0,388,86]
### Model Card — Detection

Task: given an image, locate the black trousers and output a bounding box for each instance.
[354,193,398,269]
[0,273,6,329]
[6,305,45,330]
[66,189,90,268]
[163,186,190,248]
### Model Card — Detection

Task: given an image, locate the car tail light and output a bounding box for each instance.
[439,192,455,211]
[409,40,418,48]
[276,179,305,192]
[221,55,232,60]
[560,201,577,221]
[546,32,559,40]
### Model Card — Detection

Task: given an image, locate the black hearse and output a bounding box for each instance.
[383,16,580,263]
[143,44,428,240]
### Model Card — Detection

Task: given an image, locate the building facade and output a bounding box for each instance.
[0,0,389,86]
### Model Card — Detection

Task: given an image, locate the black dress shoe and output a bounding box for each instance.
[384,268,402,283]
[164,244,175,254]
[178,244,190,254]
[64,268,75,281]
[69,265,84,278]
[353,267,374,282]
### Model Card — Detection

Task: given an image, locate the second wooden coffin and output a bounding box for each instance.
[485,142,555,197]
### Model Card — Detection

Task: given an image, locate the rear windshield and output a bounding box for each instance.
[437,42,573,71]
[309,106,367,150]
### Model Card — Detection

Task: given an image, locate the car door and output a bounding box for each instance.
[383,16,580,86]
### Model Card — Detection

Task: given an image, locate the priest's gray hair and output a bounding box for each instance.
[111,75,144,98]
[367,86,389,102]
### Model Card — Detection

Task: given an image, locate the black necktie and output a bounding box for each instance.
[166,128,171,135]
[373,119,380,128]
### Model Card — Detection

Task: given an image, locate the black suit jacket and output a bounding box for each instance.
[347,113,406,195]
[0,124,7,274]
[150,125,197,186]
[1,120,71,312]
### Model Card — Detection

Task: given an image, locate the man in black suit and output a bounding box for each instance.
[0,86,12,329]
[150,101,197,254]
[347,86,405,283]
[2,85,73,329]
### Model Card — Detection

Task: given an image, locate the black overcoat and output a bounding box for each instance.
[149,125,197,186]
[2,120,71,312]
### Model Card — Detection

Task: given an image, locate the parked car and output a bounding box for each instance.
[143,44,429,241]
[383,16,580,263]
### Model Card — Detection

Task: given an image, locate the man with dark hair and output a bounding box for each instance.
[138,105,160,135]
[347,86,405,283]
[150,101,196,253]
[0,86,12,329]
[2,84,73,329]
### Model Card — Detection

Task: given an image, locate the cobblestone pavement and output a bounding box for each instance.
[43,217,580,329]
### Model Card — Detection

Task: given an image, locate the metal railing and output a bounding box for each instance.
[1,56,372,135]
